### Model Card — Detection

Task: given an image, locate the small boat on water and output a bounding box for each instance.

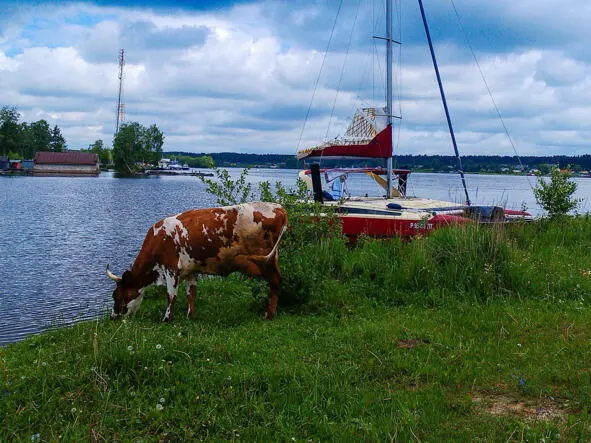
[146,158,213,176]
[145,169,213,177]
[297,0,532,241]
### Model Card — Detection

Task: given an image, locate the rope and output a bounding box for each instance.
[297,0,344,154]
[325,0,363,141]
[449,0,535,192]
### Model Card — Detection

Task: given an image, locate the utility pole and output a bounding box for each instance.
[115,49,125,138]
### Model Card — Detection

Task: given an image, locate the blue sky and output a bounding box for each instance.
[0,0,590,156]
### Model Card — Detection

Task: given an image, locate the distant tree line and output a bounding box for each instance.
[0,105,67,158]
[167,154,215,169]
[167,151,591,173]
[167,152,300,169]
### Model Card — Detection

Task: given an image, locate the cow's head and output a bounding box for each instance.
[106,265,143,319]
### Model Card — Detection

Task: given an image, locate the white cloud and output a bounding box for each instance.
[0,1,590,156]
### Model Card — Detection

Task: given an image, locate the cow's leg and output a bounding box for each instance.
[186,277,198,319]
[235,254,281,319]
[263,255,281,320]
[163,274,179,322]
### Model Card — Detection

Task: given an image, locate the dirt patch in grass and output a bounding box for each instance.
[472,393,569,422]
[396,338,429,349]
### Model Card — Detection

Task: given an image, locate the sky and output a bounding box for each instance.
[1,0,590,156]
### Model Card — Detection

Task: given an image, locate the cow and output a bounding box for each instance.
[106,202,288,322]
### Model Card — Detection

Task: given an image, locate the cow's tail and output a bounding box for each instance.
[266,224,288,262]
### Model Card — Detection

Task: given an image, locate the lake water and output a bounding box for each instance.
[1,168,590,346]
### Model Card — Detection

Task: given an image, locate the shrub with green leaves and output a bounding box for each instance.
[533,166,580,218]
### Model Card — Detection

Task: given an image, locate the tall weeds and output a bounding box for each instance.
[279,217,591,309]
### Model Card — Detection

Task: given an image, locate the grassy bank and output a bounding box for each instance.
[2,217,591,441]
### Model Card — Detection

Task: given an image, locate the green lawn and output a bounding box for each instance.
[2,218,591,441]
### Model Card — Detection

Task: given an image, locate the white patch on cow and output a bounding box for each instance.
[202,224,209,237]
[126,292,144,316]
[177,246,194,271]
[153,215,189,245]
[153,265,176,290]
[234,202,279,239]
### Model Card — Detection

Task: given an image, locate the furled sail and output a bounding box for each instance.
[297,107,392,160]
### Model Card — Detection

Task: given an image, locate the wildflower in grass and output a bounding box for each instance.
[156,344,162,350]
[159,397,165,404]
[41,362,47,367]
[177,332,182,338]
[156,403,164,411]
[30,433,40,442]
[71,407,76,413]
[127,345,133,351]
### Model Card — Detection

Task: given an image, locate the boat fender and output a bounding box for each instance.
[387,203,403,210]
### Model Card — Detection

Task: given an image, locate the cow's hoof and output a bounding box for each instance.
[162,316,172,323]
[263,311,275,320]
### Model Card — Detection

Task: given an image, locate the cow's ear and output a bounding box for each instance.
[121,270,132,284]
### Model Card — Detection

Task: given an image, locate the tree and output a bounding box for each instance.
[88,139,111,166]
[141,124,164,164]
[112,122,164,175]
[49,125,66,152]
[27,120,52,157]
[533,166,580,218]
[0,106,22,156]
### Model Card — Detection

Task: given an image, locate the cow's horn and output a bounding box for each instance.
[106,264,121,282]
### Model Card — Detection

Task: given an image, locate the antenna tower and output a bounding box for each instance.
[115,49,125,137]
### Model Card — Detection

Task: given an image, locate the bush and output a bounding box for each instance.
[533,167,580,218]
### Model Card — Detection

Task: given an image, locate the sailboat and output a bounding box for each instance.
[297,0,532,241]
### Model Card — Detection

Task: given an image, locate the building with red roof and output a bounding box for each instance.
[33,151,100,176]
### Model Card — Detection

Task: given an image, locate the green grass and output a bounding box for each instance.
[2,217,591,441]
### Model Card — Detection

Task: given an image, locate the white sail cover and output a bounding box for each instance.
[297,107,390,160]
[344,107,388,139]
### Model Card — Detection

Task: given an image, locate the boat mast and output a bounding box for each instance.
[385,0,393,198]
[417,0,471,206]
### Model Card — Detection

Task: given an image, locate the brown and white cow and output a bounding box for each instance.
[106,202,288,321]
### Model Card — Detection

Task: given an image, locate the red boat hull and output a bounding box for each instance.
[340,213,472,241]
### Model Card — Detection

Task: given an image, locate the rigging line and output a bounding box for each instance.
[325,0,363,142]
[449,0,534,192]
[372,0,376,106]
[296,0,344,153]
[392,0,403,168]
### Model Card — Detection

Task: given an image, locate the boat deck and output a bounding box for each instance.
[324,196,465,217]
